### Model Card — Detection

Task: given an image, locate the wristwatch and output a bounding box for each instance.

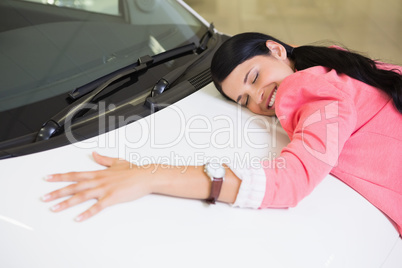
[204,162,226,204]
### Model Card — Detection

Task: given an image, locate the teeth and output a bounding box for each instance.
[268,88,277,107]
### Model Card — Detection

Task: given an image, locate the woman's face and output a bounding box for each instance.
[221,41,295,116]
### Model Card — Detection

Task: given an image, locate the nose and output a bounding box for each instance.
[249,87,264,104]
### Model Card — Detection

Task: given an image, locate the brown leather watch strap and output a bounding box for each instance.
[206,177,224,204]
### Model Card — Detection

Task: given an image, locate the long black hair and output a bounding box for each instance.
[211,32,402,113]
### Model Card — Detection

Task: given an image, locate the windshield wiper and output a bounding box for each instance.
[69,24,215,100]
[151,23,215,96]
[35,46,193,142]
[35,25,216,142]
[69,43,196,100]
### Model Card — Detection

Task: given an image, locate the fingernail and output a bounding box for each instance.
[75,215,84,222]
[50,204,60,212]
[44,175,53,181]
[41,194,51,201]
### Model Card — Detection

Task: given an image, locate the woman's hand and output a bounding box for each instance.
[42,152,152,222]
[42,152,241,222]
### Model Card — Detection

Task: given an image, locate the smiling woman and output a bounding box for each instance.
[220,45,294,116]
[211,32,402,234]
[43,32,402,237]
[2,1,400,266]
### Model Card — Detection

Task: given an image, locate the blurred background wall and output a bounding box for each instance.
[186,0,402,64]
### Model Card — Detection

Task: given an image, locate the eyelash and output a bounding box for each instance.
[241,72,257,107]
[244,73,257,106]
[252,73,258,84]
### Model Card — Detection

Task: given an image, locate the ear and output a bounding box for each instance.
[266,40,287,60]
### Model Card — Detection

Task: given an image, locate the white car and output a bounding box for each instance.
[0,1,401,267]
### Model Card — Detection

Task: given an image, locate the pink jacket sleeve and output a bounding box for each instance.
[233,68,358,209]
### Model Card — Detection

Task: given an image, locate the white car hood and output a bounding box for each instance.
[0,84,400,267]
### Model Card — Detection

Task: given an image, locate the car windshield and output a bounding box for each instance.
[0,0,204,112]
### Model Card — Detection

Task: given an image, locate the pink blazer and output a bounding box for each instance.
[253,65,402,235]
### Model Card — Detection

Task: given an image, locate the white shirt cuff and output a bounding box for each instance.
[228,164,266,209]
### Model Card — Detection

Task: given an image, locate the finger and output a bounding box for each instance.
[49,187,103,213]
[92,151,118,167]
[74,198,108,222]
[42,180,97,202]
[45,171,96,182]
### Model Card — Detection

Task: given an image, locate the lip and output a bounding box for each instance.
[265,86,277,110]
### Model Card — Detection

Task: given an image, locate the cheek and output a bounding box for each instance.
[248,103,266,115]
[247,103,261,113]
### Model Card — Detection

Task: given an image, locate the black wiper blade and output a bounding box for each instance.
[69,43,197,100]
[151,23,215,96]
[35,43,198,142]
[70,24,215,100]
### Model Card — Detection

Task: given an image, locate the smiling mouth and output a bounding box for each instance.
[266,87,278,109]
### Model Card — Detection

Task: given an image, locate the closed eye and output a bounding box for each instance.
[242,95,249,107]
[252,73,258,84]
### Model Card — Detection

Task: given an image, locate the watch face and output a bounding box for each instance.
[205,162,225,178]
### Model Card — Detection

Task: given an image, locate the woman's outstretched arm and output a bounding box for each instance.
[42,152,241,222]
